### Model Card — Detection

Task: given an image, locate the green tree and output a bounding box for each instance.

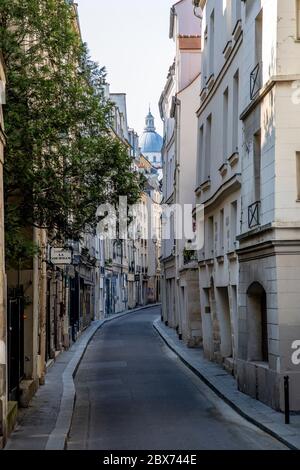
[0,0,144,267]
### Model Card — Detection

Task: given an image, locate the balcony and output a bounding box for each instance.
[248,201,261,229]
[250,63,262,101]
[183,249,198,265]
[129,261,135,273]
[206,74,215,92]
[232,19,242,42]
[223,40,233,61]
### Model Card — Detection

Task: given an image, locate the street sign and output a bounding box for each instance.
[50,248,72,265]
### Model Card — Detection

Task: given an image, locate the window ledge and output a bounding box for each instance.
[200,179,211,192]
[227,251,238,262]
[200,87,208,100]
[232,19,242,41]
[206,74,215,91]
[249,361,269,370]
[223,40,233,61]
[219,162,228,178]
[217,255,225,264]
[206,258,214,266]
[228,152,239,168]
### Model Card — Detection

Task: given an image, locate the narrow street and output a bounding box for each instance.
[67,307,287,451]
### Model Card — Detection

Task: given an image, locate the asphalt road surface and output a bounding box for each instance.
[67,307,287,450]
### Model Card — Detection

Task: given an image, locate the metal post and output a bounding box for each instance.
[284,375,290,425]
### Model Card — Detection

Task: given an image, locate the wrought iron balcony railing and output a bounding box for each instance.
[248,201,261,229]
[250,62,262,100]
[183,250,198,265]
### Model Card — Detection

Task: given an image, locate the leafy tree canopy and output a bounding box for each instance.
[0,0,144,266]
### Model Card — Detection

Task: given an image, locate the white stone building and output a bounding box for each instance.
[196,0,300,411]
[196,0,242,374]
[160,0,202,344]
[236,0,300,411]
[160,60,177,331]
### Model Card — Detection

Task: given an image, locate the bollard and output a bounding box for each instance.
[284,375,290,425]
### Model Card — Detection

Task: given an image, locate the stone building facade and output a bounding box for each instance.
[196,0,242,373]
[160,0,300,412]
[160,60,177,331]
[195,0,300,411]
[3,1,104,440]
[236,0,300,411]
[102,92,162,315]
[160,0,202,346]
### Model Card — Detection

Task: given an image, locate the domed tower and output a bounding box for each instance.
[139,108,163,169]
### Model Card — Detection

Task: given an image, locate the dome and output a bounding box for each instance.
[140,109,163,154]
[140,131,163,154]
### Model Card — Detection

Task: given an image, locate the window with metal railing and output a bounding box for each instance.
[248,201,261,229]
[250,62,262,100]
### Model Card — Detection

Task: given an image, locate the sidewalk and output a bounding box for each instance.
[5,304,160,450]
[153,318,300,450]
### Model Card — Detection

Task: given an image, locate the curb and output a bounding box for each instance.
[153,318,299,451]
[45,304,161,450]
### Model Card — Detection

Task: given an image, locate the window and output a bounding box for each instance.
[233,0,242,26]
[253,130,261,202]
[247,283,268,363]
[296,152,300,200]
[232,70,239,153]
[231,201,238,248]
[204,115,212,181]
[250,10,263,99]
[255,10,263,66]
[203,28,208,82]
[197,124,204,185]
[207,216,214,256]
[297,0,300,39]
[223,88,229,161]
[220,209,224,253]
[153,156,157,163]
[209,10,215,76]
[225,0,232,36]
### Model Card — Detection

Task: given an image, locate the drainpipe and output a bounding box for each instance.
[32,227,39,384]
[38,230,47,385]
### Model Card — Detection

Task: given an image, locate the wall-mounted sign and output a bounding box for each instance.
[50,248,72,265]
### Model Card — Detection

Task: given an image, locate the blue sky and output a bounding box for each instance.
[76,0,175,136]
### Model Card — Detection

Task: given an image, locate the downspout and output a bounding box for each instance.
[38,229,47,385]
[32,227,39,383]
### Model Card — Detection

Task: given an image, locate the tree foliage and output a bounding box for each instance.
[0,0,144,266]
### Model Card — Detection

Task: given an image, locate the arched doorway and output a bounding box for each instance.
[216,287,232,359]
[246,282,268,363]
